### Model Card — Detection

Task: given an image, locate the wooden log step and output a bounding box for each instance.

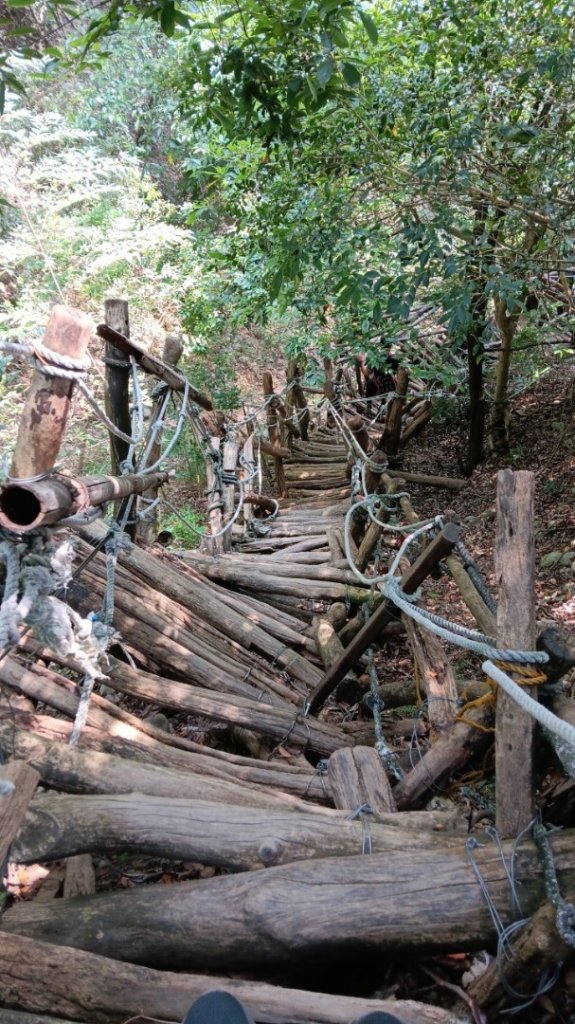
[172,564,318,656]
[78,524,320,687]
[386,469,467,491]
[286,488,351,501]
[0,934,456,1024]
[1,708,329,805]
[328,746,396,815]
[286,479,349,491]
[239,537,329,554]
[5,832,574,969]
[0,722,319,811]
[171,565,375,605]
[1,654,347,757]
[73,565,299,701]
[13,793,463,872]
[74,548,291,698]
[178,551,373,587]
[252,551,332,564]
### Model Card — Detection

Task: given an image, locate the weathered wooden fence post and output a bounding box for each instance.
[286,358,310,441]
[137,332,183,545]
[103,299,132,477]
[323,356,337,427]
[262,372,286,498]
[380,366,409,459]
[200,435,225,556]
[495,469,538,837]
[221,430,240,553]
[9,305,93,481]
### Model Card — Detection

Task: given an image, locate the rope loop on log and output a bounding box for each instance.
[0,532,107,684]
[368,645,404,780]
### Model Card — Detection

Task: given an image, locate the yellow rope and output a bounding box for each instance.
[455,659,546,733]
[493,660,547,685]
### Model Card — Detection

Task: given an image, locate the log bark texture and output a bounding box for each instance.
[0,935,455,1024]
[495,469,537,837]
[4,834,575,970]
[9,305,93,480]
[13,793,459,872]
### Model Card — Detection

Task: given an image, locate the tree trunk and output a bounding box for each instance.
[489,298,519,454]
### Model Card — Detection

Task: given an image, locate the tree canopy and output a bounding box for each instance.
[2,0,574,465]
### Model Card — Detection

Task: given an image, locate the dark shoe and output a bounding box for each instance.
[354,1013,404,1024]
[182,991,254,1024]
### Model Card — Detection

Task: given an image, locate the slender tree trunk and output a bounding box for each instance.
[463,296,487,474]
[489,299,519,454]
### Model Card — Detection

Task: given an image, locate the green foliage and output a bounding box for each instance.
[3,0,575,462]
[0,107,191,336]
[159,505,205,548]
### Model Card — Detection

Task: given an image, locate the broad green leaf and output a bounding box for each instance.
[330,26,349,47]
[6,0,36,7]
[160,1,176,37]
[359,9,378,44]
[341,61,361,86]
[174,9,190,28]
[316,56,335,87]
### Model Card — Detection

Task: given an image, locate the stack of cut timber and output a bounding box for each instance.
[2,406,553,1024]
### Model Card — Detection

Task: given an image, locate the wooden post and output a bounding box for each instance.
[10,305,93,481]
[495,469,537,837]
[201,437,224,555]
[221,431,240,553]
[262,372,286,498]
[323,357,337,427]
[103,299,135,537]
[103,299,131,477]
[286,359,310,441]
[137,333,183,545]
[240,434,255,534]
[379,366,409,459]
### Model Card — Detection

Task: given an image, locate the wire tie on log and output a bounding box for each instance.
[278,703,312,753]
[466,822,562,1011]
[348,803,374,855]
[304,757,329,798]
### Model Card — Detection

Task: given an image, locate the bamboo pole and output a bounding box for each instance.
[0,470,169,533]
